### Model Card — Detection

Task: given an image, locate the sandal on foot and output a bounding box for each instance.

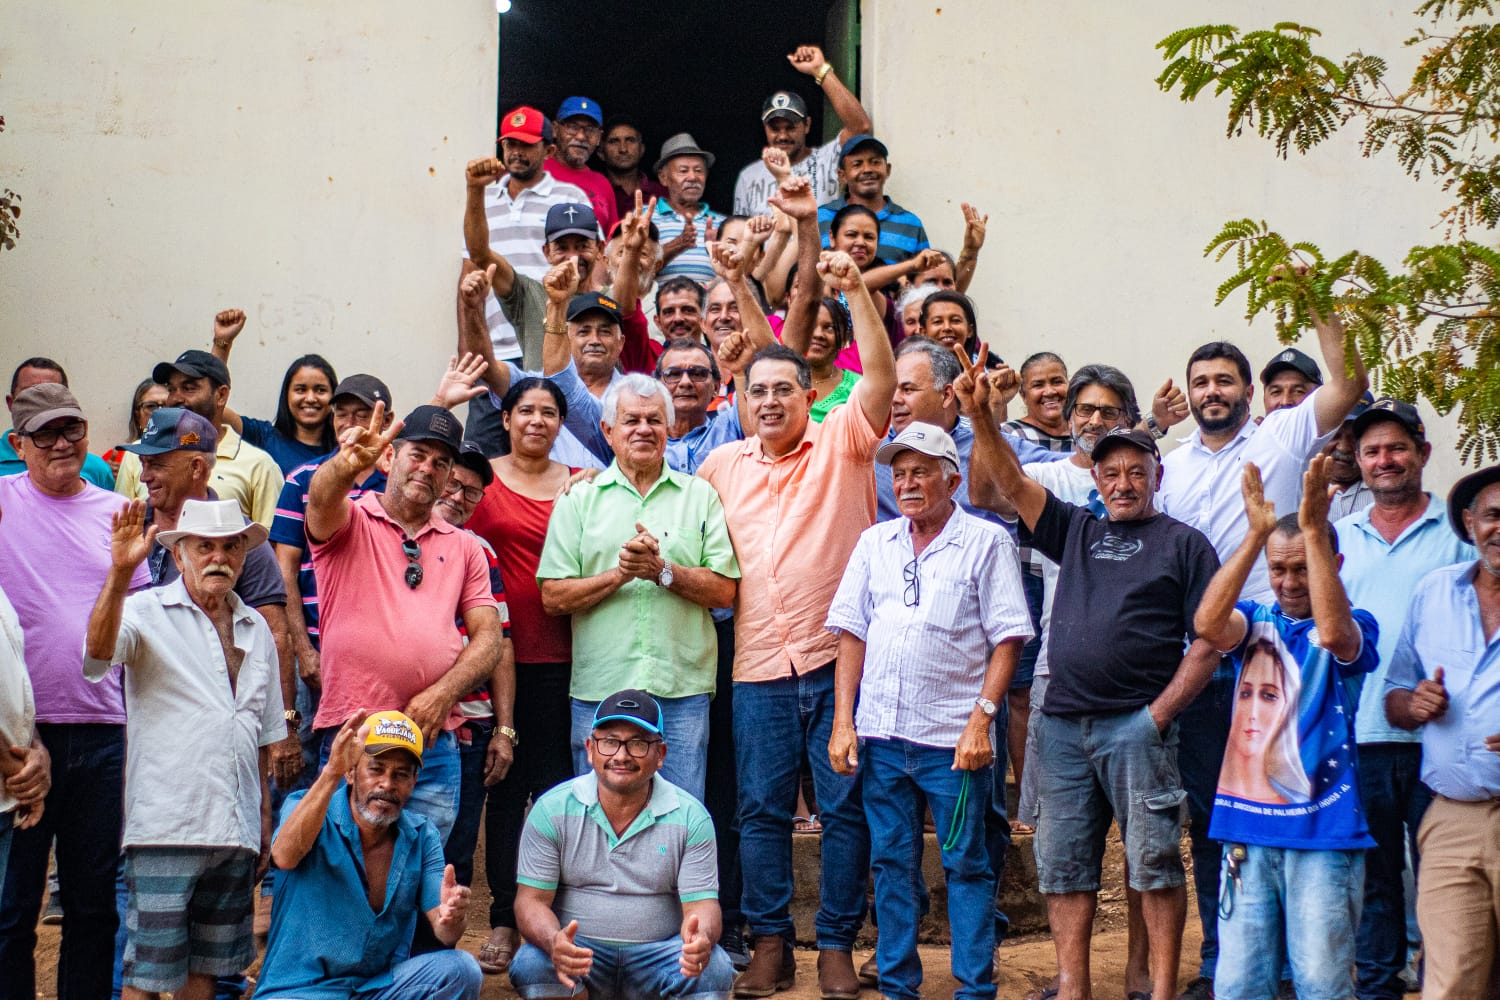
[793,814,822,834]
[477,929,517,974]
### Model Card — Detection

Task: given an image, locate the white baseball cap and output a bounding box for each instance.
[875,421,960,467]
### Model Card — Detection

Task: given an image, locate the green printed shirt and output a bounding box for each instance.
[517,773,718,944]
[536,462,739,700]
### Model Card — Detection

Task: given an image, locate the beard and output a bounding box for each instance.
[1192,396,1250,435]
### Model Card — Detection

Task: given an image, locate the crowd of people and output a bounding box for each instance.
[1,40,1498,1000]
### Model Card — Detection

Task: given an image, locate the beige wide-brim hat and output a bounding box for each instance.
[156,498,269,550]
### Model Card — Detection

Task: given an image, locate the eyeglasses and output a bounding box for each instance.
[660,366,714,384]
[593,736,663,758]
[401,538,423,589]
[746,384,801,401]
[25,421,87,449]
[557,120,602,135]
[1073,403,1126,423]
[136,401,164,415]
[442,480,485,505]
[903,558,920,608]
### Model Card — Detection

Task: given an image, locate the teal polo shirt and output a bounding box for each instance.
[536,461,739,701]
[0,430,115,489]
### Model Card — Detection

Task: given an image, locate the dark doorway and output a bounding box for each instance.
[497,0,859,212]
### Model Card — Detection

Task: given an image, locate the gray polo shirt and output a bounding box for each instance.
[517,773,717,944]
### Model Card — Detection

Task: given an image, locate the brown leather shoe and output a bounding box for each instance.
[818,949,862,1000]
[733,935,795,997]
[857,952,879,987]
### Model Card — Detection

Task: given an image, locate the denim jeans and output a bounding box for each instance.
[0,723,125,1000]
[704,618,743,933]
[571,694,710,803]
[734,663,868,949]
[509,934,734,999]
[1215,846,1363,1000]
[485,664,573,929]
[318,726,461,844]
[1355,742,1432,1000]
[864,738,995,1000]
[1176,661,1235,979]
[445,720,494,887]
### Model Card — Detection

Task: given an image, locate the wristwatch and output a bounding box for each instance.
[975,697,998,717]
[497,725,519,746]
[657,562,674,588]
[1144,414,1168,440]
[284,709,303,730]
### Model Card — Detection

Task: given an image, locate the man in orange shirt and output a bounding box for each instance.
[697,248,895,1000]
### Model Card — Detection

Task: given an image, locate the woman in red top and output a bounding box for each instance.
[461,376,576,975]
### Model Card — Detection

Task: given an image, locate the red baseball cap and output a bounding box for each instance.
[499,106,550,144]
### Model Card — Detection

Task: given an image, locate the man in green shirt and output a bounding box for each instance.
[538,374,738,801]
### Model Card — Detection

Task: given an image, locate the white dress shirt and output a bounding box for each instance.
[83,577,284,851]
[1159,389,1331,602]
[0,586,34,816]
[825,504,1033,747]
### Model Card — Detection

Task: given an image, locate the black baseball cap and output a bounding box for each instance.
[1259,348,1323,386]
[566,292,623,325]
[455,440,494,487]
[761,90,809,123]
[332,374,391,410]
[592,689,665,736]
[1351,397,1425,445]
[1090,427,1162,464]
[1448,464,1500,543]
[395,405,462,458]
[153,349,230,388]
[545,203,599,242]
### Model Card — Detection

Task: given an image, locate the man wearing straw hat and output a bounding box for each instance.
[84,497,285,1000]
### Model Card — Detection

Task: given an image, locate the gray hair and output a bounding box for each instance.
[897,283,940,315]
[896,335,963,390]
[601,373,675,428]
[1063,364,1142,425]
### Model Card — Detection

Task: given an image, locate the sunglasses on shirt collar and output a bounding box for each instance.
[402,538,423,589]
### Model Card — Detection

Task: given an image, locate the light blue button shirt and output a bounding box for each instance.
[1335,495,1476,744]
[1385,561,1500,800]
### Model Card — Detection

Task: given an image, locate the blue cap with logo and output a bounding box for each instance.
[120,407,219,456]
[557,96,603,126]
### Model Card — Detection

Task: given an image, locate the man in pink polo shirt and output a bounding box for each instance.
[304,404,504,843]
[697,248,896,1000]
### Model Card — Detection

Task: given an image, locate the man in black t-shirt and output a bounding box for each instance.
[956,346,1220,1000]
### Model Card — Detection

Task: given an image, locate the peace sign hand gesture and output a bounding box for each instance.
[334,402,402,479]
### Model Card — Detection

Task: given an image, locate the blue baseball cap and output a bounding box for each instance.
[120,407,219,456]
[545,203,599,242]
[592,689,664,736]
[838,133,889,164]
[557,96,603,126]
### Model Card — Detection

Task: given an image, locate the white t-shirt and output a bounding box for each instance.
[733,137,843,216]
[1024,459,1097,679]
[0,586,34,816]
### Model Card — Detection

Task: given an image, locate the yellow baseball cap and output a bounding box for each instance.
[362,711,424,766]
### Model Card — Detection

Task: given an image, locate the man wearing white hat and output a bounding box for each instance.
[84,497,285,1000]
[825,421,1033,1000]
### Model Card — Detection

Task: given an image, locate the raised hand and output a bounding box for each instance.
[761,146,792,183]
[551,919,594,989]
[621,190,657,252]
[717,331,757,379]
[543,258,583,306]
[1241,463,1277,540]
[466,157,503,190]
[745,214,776,247]
[990,363,1021,407]
[460,264,496,308]
[950,341,993,417]
[1300,454,1334,532]
[1410,667,1449,724]
[432,353,489,409]
[432,864,470,934]
[110,500,157,571]
[961,203,988,254]
[679,912,713,978]
[323,711,368,778]
[334,401,403,479]
[1152,378,1189,430]
[788,45,828,75]
[767,174,817,221]
[816,250,863,294]
[707,241,748,282]
[213,308,246,347]
[909,248,947,275]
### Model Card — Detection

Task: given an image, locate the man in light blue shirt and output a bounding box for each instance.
[1382,462,1500,1000]
[1334,398,1474,1000]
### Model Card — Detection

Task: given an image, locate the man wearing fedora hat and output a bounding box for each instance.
[84,497,285,1000]
[1381,464,1500,1000]
[653,132,724,285]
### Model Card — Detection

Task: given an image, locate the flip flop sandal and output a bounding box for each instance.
[793,813,822,833]
[477,935,517,975]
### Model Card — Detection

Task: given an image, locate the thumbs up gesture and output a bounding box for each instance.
[1410,666,1449,724]
[551,919,595,988]
[432,864,470,935]
[679,911,713,977]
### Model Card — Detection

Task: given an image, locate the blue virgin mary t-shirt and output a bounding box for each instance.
[1208,601,1379,850]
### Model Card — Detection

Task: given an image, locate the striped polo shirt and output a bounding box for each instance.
[653,199,725,286]
[518,772,717,945]
[818,196,930,264]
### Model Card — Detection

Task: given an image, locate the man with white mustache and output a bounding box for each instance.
[84,498,284,1000]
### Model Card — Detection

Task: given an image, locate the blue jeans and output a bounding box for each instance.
[571,695,710,803]
[509,934,734,999]
[1216,846,1363,1000]
[259,950,482,999]
[318,727,461,844]
[733,663,868,949]
[0,723,124,1000]
[1355,742,1432,1000]
[1176,662,1235,979]
[864,739,995,1000]
[445,720,493,887]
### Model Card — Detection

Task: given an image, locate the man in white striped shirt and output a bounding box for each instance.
[826,421,1032,1000]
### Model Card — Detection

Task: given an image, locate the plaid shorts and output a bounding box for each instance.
[122,845,256,990]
